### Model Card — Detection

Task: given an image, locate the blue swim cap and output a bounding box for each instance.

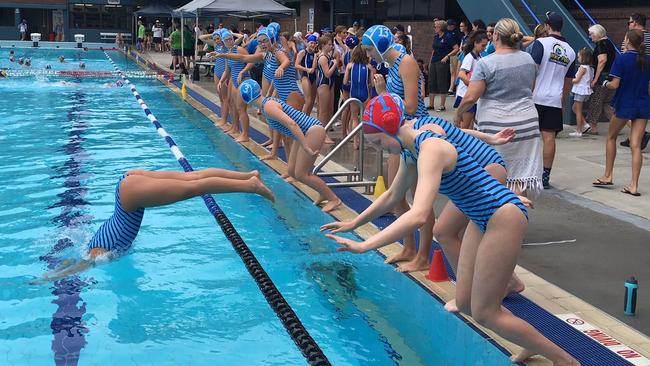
[306,35,318,43]
[220,29,233,40]
[362,25,393,56]
[239,79,261,104]
[345,35,359,49]
[257,27,275,44]
[391,43,407,55]
[212,30,221,40]
[247,39,259,54]
[267,22,280,42]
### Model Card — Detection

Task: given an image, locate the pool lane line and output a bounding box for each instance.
[102,51,331,366]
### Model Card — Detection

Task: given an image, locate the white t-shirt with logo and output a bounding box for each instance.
[19,23,27,33]
[152,25,163,38]
[530,35,576,108]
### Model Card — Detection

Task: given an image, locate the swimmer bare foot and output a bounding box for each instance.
[251,176,275,202]
[313,195,327,206]
[227,129,240,137]
[384,246,416,265]
[510,349,537,363]
[284,176,297,183]
[444,299,459,313]
[505,273,525,297]
[321,198,341,212]
[261,139,273,147]
[396,255,430,273]
[236,135,250,143]
[261,153,278,161]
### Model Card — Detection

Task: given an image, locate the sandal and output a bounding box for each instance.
[592,178,613,186]
[621,187,641,196]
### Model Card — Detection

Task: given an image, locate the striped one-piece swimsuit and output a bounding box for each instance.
[228,47,249,88]
[263,48,278,83]
[261,96,321,139]
[387,53,428,120]
[410,131,527,232]
[412,116,506,169]
[273,49,303,101]
[214,45,227,79]
[300,50,316,83]
[87,175,145,253]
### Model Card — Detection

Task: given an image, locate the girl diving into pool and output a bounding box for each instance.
[38,168,274,282]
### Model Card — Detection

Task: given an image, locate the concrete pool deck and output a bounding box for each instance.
[132,49,650,365]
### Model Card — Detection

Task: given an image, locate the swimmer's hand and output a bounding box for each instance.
[320,221,356,234]
[275,67,285,79]
[518,195,534,209]
[373,74,386,94]
[237,71,245,86]
[302,146,319,157]
[30,258,94,284]
[325,234,369,253]
[491,128,516,145]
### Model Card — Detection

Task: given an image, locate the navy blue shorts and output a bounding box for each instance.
[615,106,650,121]
[454,96,477,113]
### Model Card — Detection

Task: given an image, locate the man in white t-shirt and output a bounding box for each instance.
[152,21,164,52]
[19,20,27,41]
[528,12,576,189]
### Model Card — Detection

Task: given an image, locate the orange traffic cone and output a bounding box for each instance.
[426,249,449,282]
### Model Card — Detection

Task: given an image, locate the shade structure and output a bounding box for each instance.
[175,0,295,18]
[135,2,175,17]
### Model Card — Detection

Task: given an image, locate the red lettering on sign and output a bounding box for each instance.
[617,350,641,359]
[583,330,621,347]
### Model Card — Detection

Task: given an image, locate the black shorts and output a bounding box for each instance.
[153,37,162,44]
[137,37,144,43]
[535,104,563,132]
[171,49,181,56]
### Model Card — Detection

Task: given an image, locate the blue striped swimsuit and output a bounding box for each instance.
[350,63,370,102]
[317,54,334,88]
[412,117,506,169]
[411,131,527,232]
[263,48,278,83]
[87,175,145,253]
[228,47,249,88]
[273,49,303,101]
[214,45,227,79]
[261,96,321,139]
[300,51,316,83]
[387,53,428,120]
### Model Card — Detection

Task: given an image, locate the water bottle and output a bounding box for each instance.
[624,277,638,316]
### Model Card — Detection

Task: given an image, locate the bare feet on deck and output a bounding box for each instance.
[313,195,327,206]
[505,273,525,297]
[384,247,416,265]
[444,299,459,313]
[236,135,250,143]
[261,154,277,161]
[321,198,341,212]
[396,255,430,273]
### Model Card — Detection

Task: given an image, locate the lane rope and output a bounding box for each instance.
[103,51,331,366]
[2,69,162,79]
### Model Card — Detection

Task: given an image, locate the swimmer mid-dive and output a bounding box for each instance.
[0,70,7,78]
[37,168,274,282]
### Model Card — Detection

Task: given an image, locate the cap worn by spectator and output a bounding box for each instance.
[321,27,333,34]
[294,31,303,38]
[393,24,405,33]
[353,21,360,27]
[545,11,563,31]
[347,27,355,35]
[447,19,456,26]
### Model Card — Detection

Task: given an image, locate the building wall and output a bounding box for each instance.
[570,6,650,48]
[384,20,434,65]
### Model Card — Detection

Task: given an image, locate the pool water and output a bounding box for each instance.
[0,49,514,365]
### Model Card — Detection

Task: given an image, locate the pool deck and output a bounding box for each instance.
[132,50,650,365]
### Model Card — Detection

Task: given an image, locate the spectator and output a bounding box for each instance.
[392,24,405,34]
[593,30,650,196]
[619,13,650,149]
[428,19,459,111]
[523,24,546,52]
[528,11,576,189]
[352,21,360,34]
[454,29,488,129]
[456,18,543,195]
[472,19,486,31]
[55,22,64,42]
[152,21,164,52]
[482,23,496,57]
[18,19,27,41]
[115,33,125,50]
[585,24,616,135]
[458,20,471,49]
[447,19,461,95]
[569,48,594,137]
[170,25,182,72]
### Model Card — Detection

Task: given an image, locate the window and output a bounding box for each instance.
[283,1,300,17]
[0,7,14,26]
[70,4,131,29]
[400,0,413,20]
[386,0,400,19]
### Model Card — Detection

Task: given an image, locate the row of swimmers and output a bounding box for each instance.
[42,83,578,365]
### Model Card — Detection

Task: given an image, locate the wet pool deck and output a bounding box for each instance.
[134,50,650,365]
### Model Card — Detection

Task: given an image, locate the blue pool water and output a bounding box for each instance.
[0,49,514,365]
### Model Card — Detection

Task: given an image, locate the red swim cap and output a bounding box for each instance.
[362,95,403,136]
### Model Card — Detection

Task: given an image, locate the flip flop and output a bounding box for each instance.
[621,187,641,196]
[592,178,613,186]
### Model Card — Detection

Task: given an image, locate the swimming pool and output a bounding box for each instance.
[0,49,515,365]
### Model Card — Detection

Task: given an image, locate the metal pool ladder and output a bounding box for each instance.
[312,98,384,194]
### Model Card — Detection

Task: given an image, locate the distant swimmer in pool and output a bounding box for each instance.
[79,62,86,69]
[0,70,7,78]
[38,168,274,281]
[101,79,124,88]
[58,55,65,63]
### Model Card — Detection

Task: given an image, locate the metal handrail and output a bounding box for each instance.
[313,122,363,175]
[518,0,541,24]
[323,98,362,131]
[571,0,622,54]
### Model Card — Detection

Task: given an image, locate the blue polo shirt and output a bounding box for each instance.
[609,51,650,113]
[431,32,458,63]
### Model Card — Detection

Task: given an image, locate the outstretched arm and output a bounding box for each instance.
[216,51,264,63]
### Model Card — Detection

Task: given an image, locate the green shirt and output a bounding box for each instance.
[182,29,193,49]
[170,30,181,50]
[138,24,145,39]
